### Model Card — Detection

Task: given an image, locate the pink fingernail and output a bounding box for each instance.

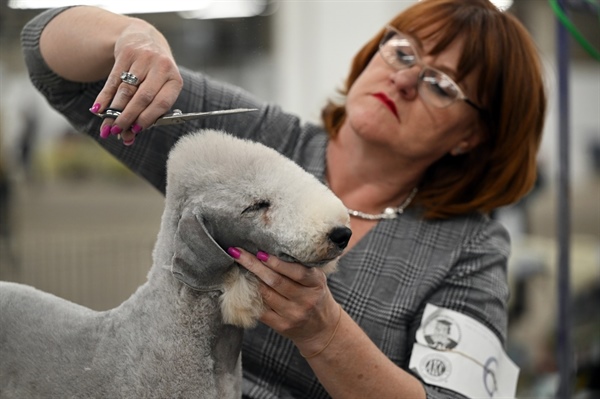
[110,125,122,135]
[228,247,241,259]
[256,251,269,262]
[100,125,111,139]
[123,137,135,146]
[131,124,143,134]
[89,103,101,114]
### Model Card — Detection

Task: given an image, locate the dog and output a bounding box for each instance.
[0,129,351,398]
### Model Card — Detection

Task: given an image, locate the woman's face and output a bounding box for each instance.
[343,31,483,165]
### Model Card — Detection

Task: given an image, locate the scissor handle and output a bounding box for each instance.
[96,108,123,120]
[96,108,184,120]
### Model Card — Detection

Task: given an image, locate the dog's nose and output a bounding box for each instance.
[328,226,352,250]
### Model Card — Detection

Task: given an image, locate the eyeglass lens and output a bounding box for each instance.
[379,28,465,108]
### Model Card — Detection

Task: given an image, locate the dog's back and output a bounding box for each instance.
[0,282,109,396]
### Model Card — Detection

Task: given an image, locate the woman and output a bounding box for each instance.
[22,0,546,397]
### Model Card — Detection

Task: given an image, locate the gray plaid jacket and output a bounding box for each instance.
[22,8,511,399]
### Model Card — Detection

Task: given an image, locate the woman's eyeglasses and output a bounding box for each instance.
[378,26,483,112]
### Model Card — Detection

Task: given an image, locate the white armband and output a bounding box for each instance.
[408,304,519,398]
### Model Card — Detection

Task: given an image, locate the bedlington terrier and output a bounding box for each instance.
[0,129,352,399]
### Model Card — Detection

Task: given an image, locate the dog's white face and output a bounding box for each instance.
[168,130,351,271]
[165,130,351,327]
[194,180,351,270]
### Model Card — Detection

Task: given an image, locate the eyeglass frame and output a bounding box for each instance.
[378,25,484,112]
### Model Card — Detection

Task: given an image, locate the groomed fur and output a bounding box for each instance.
[0,130,350,398]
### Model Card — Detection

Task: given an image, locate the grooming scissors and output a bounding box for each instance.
[96,107,259,127]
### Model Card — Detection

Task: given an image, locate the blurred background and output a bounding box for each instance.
[0,0,598,397]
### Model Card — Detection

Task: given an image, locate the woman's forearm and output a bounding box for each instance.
[40,6,146,82]
[299,309,426,399]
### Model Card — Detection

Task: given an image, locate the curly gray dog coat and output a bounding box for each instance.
[0,130,351,398]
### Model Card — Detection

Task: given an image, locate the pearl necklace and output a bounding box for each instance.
[346,188,418,220]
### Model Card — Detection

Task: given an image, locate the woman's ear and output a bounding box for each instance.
[450,145,467,156]
[451,126,484,156]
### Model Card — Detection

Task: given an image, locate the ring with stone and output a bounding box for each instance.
[120,71,140,86]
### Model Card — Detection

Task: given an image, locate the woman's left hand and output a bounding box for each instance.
[230,247,426,398]
[230,248,341,353]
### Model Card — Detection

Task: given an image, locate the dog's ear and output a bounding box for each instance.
[170,208,235,291]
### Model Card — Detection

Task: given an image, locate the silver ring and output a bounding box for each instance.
[120,71,140,86]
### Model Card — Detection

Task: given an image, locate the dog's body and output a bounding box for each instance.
[1,278,239,398]
[0,130,351,398]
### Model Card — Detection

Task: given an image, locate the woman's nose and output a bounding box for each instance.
[390,65,420,100]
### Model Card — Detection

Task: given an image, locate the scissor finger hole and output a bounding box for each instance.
[98,108,123,120]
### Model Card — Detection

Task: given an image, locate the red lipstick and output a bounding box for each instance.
[372,92,398,118]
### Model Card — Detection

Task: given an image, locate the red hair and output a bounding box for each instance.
[321,0,547,219]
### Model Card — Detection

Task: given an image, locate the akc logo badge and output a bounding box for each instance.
[419,354,452,381]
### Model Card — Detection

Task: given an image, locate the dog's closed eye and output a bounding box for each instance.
[241,200,271,215]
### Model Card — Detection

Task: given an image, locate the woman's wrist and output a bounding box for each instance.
[293,297,344,358]
[300,303,343,359]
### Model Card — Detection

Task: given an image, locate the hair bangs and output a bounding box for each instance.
[394,1,495,86]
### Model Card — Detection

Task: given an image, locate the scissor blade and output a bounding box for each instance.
[153,108,259,126]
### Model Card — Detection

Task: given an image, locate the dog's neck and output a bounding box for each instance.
[118,205,244,397]
[109,206,243,389]
[105,277,242,397]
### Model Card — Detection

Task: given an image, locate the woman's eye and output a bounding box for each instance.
[423,76,454,99]
[241,200,271,214]
[395,48,415,65]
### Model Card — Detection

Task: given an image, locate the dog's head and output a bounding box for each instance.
[164,130,351,291]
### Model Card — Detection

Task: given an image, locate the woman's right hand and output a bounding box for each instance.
[41,7,184,145]
[93,17,183,145]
